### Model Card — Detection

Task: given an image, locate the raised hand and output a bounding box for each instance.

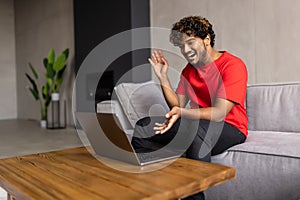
[148,50,169,80]
[153,106,181,134]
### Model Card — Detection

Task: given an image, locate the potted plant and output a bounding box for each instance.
[26,48,69,127]
[45,48,69,97]
[45,48,69,128]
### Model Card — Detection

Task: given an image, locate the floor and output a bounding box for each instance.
[0,119,87,199]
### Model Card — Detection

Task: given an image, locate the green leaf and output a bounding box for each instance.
[54,65,66,92]
[48,49,55,65]
[62,48,69,59]
[47,78,53,87]
[46,63,55,79]
[56,65,66,80]
[53,85,58,93]
[29,63,38,79]
[42,83,51,107]
[53,53,66,72]
[42,85,48,100]
[56,76,63,86]
[29,88,39,100]
[43,58,48,69]
[45,95,51,107]
[25,73,39,95]
[42,83,49,97]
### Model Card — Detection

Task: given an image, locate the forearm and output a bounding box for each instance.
[160,99,233,134]
[159,77,180,108]
[180,107,227,122]
[178,97,234,122]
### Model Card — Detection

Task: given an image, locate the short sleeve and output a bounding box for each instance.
[217,59,248,105]
[176,74,186,95]
[176,65,190,95]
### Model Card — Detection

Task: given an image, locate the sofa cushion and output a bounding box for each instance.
[114,81,169,127]
[208,131,300,200]
[228,131,300,158]
[247,82,300,132]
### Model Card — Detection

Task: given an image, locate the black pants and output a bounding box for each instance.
[131,116,246,199]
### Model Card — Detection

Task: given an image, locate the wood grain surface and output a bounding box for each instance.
[0,147,235,200]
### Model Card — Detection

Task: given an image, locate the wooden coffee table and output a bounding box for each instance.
[0,147,235,200]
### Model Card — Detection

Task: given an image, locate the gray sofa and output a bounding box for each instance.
[97,81,300,200]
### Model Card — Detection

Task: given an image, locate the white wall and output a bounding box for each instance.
[0,0,17,119]
[150,0,300,84]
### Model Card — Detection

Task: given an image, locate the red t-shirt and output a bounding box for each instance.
[176,51,248,136]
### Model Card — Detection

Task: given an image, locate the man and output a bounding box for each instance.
[132,16,248,199]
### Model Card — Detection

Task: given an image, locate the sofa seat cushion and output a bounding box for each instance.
[228,131,300,158]
[208,131,300,200]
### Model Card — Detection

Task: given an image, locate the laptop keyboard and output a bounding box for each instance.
[136,149,181,163]
[137,152,159,162]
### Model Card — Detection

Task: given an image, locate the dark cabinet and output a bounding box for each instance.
[74,0,151,108]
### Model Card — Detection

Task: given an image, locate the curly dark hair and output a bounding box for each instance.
[170,16,216,47]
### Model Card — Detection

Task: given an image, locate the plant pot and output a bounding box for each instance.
[40,120,47,128]
[52,93,60,101]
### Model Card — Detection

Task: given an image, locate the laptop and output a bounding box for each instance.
[75,112,182,165]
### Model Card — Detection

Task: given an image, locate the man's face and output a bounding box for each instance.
[177,35,209,67]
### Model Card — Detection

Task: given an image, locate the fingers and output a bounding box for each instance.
[154,51,161,63]
[155,107,180,134]
[148,58,155,66]
[148,51,158,64]
[153,123,166,134]
[149,50,166,65]
[159,123,172,134]
[165,109,175,119]
[152,51,159,63]
[166,106,181,118]
[159,51,168,66]
[153,114,177,134]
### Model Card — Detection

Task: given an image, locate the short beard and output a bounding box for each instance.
[194,41,210,68]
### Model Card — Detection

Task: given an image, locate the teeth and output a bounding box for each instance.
[188,53,195,58]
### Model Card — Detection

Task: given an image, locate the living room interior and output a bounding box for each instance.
[0,0,300,200]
